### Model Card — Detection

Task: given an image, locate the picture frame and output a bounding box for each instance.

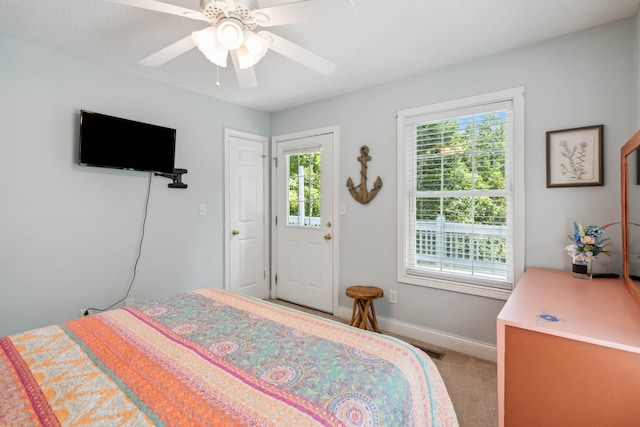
[546,125,604,188]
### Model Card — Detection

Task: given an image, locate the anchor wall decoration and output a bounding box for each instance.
[346,145,382,204]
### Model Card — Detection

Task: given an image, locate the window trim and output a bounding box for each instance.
[396,88,525,300]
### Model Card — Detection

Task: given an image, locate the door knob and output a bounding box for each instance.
[324,234,332,240]
[232,229,240,235]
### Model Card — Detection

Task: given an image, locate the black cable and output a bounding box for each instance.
[85,172,152,315]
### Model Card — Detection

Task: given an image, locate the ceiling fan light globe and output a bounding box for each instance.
[217,19,244,50]
[236,46,259,69]
[192,28,229,67]
[192,27,218,49]
[200,47,229,67]
[206,47,229,67]
[243,31,269,56]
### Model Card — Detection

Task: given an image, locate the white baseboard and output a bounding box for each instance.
[338,306,497,362]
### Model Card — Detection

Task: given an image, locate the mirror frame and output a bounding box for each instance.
[621,129,640,305]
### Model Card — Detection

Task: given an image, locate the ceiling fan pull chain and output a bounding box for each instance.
[216,65,221,87]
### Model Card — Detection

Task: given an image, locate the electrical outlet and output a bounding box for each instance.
[125,298,134,307]
[389,290,397,304]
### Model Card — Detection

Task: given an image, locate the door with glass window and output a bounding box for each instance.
[274,133,333,312]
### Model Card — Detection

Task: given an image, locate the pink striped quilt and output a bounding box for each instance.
[0,289,458,426]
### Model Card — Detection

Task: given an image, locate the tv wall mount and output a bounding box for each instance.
[155,168,188,189]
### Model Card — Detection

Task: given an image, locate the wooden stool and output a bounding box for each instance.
[346,285,384,333]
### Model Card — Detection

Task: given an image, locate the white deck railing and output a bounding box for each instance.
[285,214,508,275]
[415,216,507,275]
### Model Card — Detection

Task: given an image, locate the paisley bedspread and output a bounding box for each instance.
[0,289,458,426]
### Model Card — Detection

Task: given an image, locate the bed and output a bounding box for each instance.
[0,289,458,426]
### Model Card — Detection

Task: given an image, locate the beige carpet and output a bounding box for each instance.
[268,299,498,427]
[431,347,498,426]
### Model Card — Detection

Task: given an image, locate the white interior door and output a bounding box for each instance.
[225,129,268,299]
[272,128,337,313]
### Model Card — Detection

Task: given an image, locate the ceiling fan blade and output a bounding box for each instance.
[255,1,315,27]
[257,0,308,8]
[104,0,208,22]
[262,31,336,75]
[139,35,196,67]
[348,0,357,14]
[230,51,258,89]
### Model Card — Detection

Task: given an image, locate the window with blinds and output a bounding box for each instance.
[396,88,524,299]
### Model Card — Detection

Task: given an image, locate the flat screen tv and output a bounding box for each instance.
[79,110,176,174]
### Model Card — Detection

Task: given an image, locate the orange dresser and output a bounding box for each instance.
[497,268,640,427]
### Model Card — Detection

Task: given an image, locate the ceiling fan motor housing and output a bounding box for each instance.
[201,0,261,30]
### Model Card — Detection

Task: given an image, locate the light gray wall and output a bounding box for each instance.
[0,35,270,337]
[1,18,636,346]
[271,19,635,344]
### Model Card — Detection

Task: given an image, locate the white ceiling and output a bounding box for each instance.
[1,0,638,112]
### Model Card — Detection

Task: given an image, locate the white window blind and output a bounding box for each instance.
[397,89,524,298]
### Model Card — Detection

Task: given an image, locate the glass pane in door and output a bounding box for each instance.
[286,151,321,228]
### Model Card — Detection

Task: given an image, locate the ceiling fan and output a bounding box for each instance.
[106,0,337,88]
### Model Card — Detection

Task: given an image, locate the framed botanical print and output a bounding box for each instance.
[546,125,604,188]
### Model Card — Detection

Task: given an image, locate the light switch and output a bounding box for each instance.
[340,203,347,215]
[199,203,207,216]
